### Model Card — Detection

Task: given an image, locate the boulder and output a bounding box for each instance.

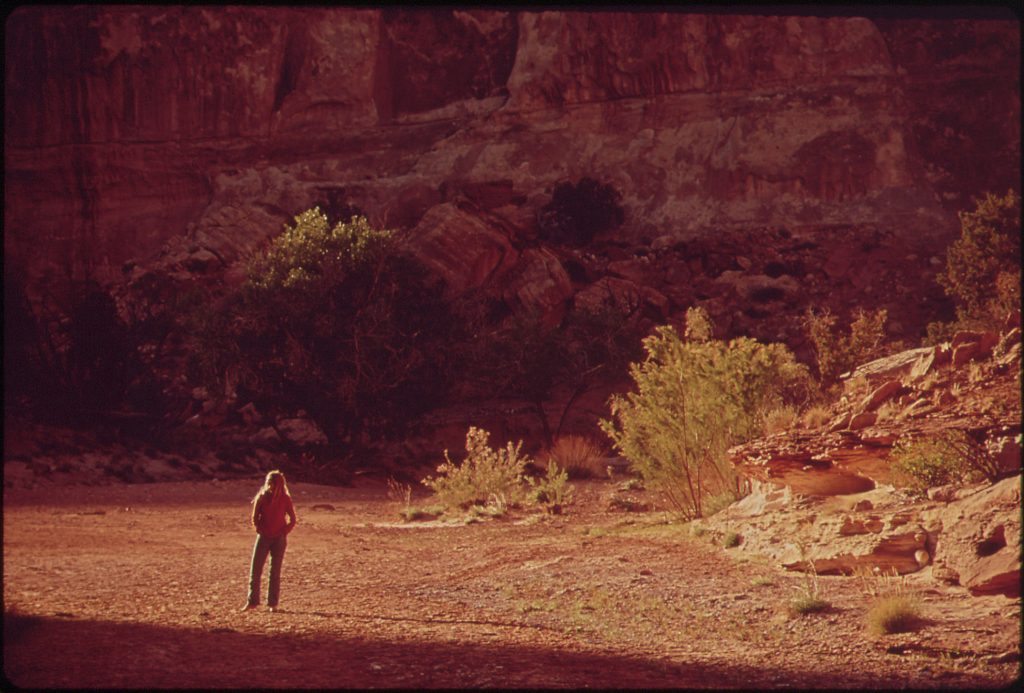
[926,476,1021,596]
[501,248,574,327]
[404,204,518,295]
[276,417,328,447]
[847,346,935,385]
[859,379,904,413]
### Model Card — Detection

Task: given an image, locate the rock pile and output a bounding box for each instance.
[702,312,1021,595]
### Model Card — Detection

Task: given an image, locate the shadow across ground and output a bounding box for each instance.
[2,611,997,689]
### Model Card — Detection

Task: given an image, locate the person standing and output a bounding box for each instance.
[242,470,297,612]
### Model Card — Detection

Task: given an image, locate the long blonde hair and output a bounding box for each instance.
[253,469,290,504]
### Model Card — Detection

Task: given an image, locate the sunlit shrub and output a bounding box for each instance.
[890,430,1003,495]
[423,427,530,512]
[866,595,923,636]
[527,461,575,513]
[601,312,811,520]
[801,405,831,430]
[762,406,799,435]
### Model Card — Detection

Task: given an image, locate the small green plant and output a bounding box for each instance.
[859,567,923,636]
[527,460,575,513]
[889,430,1002,495]
[801,405,831,430]
[762,405,798,435]
[751,576,774,587]
[788,544,831,616]
[723,531,741,548]
[545,435,604,479]
[422,427,530,512]
[387,476,413,510]
[790,593,831,615]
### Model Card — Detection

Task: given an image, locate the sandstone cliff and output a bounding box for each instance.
[5,7,1019,288]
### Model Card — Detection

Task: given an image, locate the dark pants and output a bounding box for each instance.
[247,533,287,607]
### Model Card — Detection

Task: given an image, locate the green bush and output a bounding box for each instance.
[805,307,888,386]
[527,461,575,513]
[890,430,1002,495]
[191,208,459,452]
[600,311,811,520]
[937,190,1021,331]
[423,427,531,512]
[537,177,624,246]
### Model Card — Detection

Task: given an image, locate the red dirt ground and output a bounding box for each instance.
[3,478,1020,689]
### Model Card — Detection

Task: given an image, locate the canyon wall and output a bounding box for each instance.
[4,7,1020,286]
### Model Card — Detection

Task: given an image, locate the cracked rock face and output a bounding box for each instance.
[4,8,1018,288]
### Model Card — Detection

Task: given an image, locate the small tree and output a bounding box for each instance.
[601,312,811,519]
[537,177,625,246]
[193,208,458,454]
[806,307,888,387]
[936,190,1021,332]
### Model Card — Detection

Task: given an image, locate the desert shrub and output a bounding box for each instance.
[762,405,799,435]
[423,427,530,512]
[537,177,625,246]
[723,531,741,548]
[936,190,1021,331]
[193,208,459,452]
[545,435,604,478]
[527,461,575,513]
[801,405,831,430]
[890,430,1003,495]
[601,313,812,520]
[805,307,888,387]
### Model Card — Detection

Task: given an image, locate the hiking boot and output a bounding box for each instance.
[240,603,257,612]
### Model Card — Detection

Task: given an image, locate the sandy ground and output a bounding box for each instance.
[3,477,1020,689]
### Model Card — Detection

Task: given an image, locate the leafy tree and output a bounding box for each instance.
[194,208,459,454]
[601,309,811,519]
[936,189,1021,331]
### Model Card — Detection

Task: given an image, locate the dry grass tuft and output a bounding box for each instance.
[856,566,924,636]
[544,435,605,479]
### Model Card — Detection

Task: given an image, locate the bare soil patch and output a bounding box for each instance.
[3,478,1020,689]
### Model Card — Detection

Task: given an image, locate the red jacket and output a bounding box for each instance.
[252,488,297,538]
